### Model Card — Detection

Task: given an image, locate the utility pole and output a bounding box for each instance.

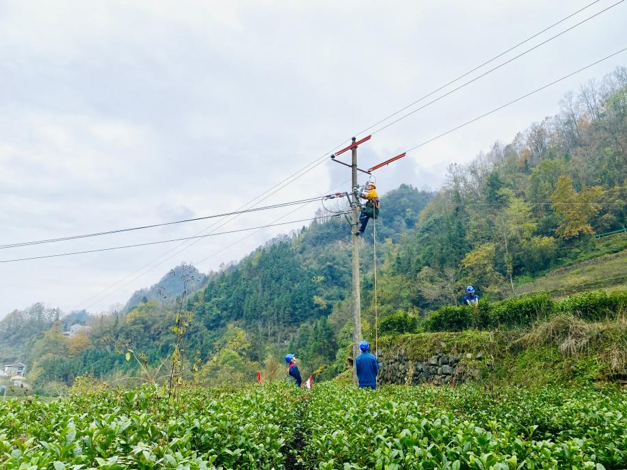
[350,138,362,383]
[330,135,406,384]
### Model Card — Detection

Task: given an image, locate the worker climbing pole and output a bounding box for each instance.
[329,136,409,385]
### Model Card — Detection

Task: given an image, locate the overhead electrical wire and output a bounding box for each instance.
[369,0,624,137]
[77,179,353,311]
[401,46,627,155]
[0,195,328,250]
[353,0,605,137]
[67,1,618,310]
[194,179,353,267]
[70,160,332,310]
[0,215,345,264]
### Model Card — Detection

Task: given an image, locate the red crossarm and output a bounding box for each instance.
[368,152,407,172]
[333,135,372,157]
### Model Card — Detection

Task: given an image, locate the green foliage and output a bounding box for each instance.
[492,293,556,328]
[558,290,627,321]
[425,290,627,332]
[425,305,474,332]
[379,310,420,335]
[2,383,625,469]
[301,383,627,469]
[124,264,208,313]
[0,383,301,469]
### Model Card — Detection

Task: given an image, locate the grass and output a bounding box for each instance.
[518,242,627,297]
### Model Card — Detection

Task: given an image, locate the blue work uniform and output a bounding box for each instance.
[355,352,379,389]
[462,294,480,305]
[288,363,302,387]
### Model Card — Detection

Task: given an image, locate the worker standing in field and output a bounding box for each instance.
[285,354,302,387]
[462,286,480,306]
[355,341,379,389]
[357,182,380,235]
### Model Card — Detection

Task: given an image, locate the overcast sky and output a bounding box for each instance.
[0,0,625,318]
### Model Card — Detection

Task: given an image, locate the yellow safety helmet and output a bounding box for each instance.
[367,182,377,189]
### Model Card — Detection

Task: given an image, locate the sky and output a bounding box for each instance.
[0,0,625,317]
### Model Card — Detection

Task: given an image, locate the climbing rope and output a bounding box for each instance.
[373,210,378,359]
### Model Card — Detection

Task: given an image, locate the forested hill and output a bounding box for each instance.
[124,264,208,313]
[374,67,627,313]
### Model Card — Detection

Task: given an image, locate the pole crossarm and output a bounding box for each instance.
[368,152,407,172]
[332,135,372,157]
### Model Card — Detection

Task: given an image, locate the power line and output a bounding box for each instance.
[352,0,604,138]
[15,1,613,255]
[0,215,344,264]
[70,159,333,310]
[370,0,624,137]
[0,195,326,250]
[403,46,627,155]
[78,179,352,311]
[195,179,352,267]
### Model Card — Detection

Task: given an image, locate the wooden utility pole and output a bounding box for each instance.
[350,138,362,383]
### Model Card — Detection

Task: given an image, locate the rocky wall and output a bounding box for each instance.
[378,350,486,385]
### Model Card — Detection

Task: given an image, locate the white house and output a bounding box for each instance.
[62,324,91,338]
[4,363,26,377]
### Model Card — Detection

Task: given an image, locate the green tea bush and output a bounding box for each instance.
[301,383,627,469]
[379,310,420,335]
[1,383,625,469]
[425,305,473,332]
[559,290,627,321]
[0,383,301,470]
[492,293,555,328]
[425,291,627,332]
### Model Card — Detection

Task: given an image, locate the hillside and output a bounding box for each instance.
[124,264,208,313]
[518,236,627,296]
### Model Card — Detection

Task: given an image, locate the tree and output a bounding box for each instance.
[68,331,91,357]
[494,192,537,293]
[32,321,69,360]
[550,176,604,239]
[459,243,505,298]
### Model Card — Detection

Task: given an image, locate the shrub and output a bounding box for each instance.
[559,290,627,321]
[492,293,555,328]
[379,310,420,335]
[425,305,473,332]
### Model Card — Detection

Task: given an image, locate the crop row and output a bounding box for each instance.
[0,384,300,470]
[1,383,625,469]
[300,383,627,469]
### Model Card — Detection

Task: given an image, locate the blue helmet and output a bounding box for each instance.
[359,340,370,352]
[284,353,295,364]
[466,286,475,294]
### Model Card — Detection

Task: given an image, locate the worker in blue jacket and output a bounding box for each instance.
[285,353,302,387]
[462,286,480,306]
[355,340,379,389]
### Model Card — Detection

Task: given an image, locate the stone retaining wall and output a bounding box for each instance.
[378,351,484,385]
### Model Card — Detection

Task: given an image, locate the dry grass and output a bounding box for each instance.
[516,313,627,375]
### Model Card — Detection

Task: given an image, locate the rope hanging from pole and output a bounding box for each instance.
[373,210,378,363]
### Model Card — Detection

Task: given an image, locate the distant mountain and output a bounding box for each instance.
[124,264,208,312]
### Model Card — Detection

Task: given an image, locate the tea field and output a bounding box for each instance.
[1,383,625,469]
